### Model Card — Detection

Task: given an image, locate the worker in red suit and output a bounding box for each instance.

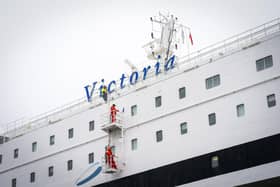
[105,145,117,169]
[110,104,119,123]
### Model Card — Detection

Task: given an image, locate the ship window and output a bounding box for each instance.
[30,172,35,183]
[48,166,54,177]
[211,156,219,168]
[32,142,37,152]
[236,104,245,117]
[88,152,94,164]
[131,138,138,151]
[0,154,2,164]
[208,113,216,126]
[267,94,276,107]
[14,148,19,159]
[180,122,188,135]
[68,128,74,139]
[155,96,162,107]
[256,55,273,71]
[156,130,163,142]
[12,178,16,187]
[67,160,73,171]
[131,105,137,116]
[50,135,55,145]
[89,120,95,131]
[206,74,220,89]
[179,87,186,99]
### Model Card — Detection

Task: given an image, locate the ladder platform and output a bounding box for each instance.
[103,168,118,173]
[101,122,123,133]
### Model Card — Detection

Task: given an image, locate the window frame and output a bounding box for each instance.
[48,166,54,177]
[67,160,73,171]
[211,155,219,168]
[0,154,2,164]
[208,113,216,126]
[131,138,138,151]
[267,94,276,108]
[206,74,220,89]
[236,104,245,117]
[179,87,186,99]
[131,105,137,116]
[12,178,16,187]
[32,142,37,152]
[89,120,95,131]
[68,128,74,139]
[50,135,55,146]
[180,122,188,135]
[256,55,273,71]
[88,152,94,164]
[30,172,35,183]
[156,130,163,142]
[155,96,162,108]
[14,148,19,159]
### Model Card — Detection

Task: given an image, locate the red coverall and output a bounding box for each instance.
[105,147,117,169]
[110,105,119,123]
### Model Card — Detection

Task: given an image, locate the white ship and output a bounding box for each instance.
[0,13,280,187]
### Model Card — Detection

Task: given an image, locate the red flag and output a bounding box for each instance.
[189,32,193,45]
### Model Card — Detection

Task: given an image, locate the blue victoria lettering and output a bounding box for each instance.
[84,55,176,102]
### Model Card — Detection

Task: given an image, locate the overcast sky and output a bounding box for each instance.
[0,0,280,129]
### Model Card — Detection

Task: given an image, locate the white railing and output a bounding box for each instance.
[1,18,279,141]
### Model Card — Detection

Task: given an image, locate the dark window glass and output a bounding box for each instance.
[256,55,273,71]
[131,105,137,116]
[48,166,54,177]
[180,122,188,135]
[30,172,35,183]
[156,130,163,142]
[0,154,2,164]
[14,149,19,159]
[208,113,216,126]
[89,121,95,131]
[236,104,245,117]
[50,135,55,145]
[32,142,37,152]
[131,138,138,150]
[88,153,94,164]
[12,178,16,187]
[211,156,219,168]
[267,94,276,107]
[155,96,162,107]
[206,74,220,89]
[68,128,74,139]
[179,87,186,99]
[67,160,73,171]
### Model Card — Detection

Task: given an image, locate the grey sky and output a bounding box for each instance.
[0,0,279,129]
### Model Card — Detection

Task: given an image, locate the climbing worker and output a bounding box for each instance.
[110,104,119,123]
[101,85,108,102]
[105,145,117,169]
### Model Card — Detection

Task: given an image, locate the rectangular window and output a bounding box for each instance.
[131,105,137,116]
[180,122,188,135]
[68,128,74,139]
[156,130,163,142]
[256,55,273,71]
[32,142,37,152]
[206,74,220,89]
[67,160,73,171]
[155,96,162,107]
[30,172,35,183]
[0,154,2,164]
[48,166,54,177]
[14,149,18,159]
[208,113,216,126]
[211,156,219,168]
[267,94,276,107]
[236,104,245,117]
[12,178,16,187]
[179,87,186,99]
[50,135,55,146]
[89,120,95,131]
[131,138,138,151]
[88,152,94,164]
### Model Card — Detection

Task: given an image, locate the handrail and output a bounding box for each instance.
[1,17,279,141]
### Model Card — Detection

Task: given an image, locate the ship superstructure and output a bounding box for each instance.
[0,14,280,187]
